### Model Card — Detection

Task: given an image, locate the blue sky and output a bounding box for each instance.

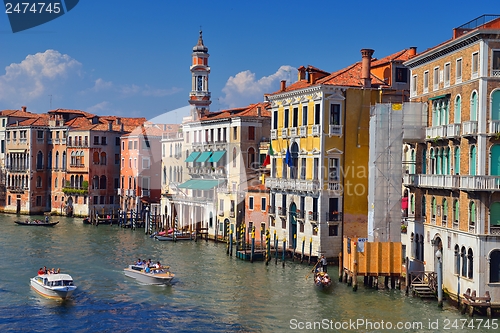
[0,1,496,121]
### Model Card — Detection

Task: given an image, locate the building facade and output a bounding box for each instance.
[402,15,500,304]
[266,48,415,259]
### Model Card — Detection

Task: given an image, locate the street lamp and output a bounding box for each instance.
[436,249,443,307]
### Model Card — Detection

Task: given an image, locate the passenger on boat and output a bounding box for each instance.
[38,268,44,275]
[56,268,60,274]
[136,258,142,265]
[43,266,48,274]
[45,216,49,223]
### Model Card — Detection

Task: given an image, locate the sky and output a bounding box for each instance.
[0,1,496,122]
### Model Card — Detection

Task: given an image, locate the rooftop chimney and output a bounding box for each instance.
[257,106,261,117]
[409,46,417,58]
[116,117,121,125]
[361,49,375,88]
[298,66,306,81]
[108,120,113,131]
[21,106,26,112]
[280,80,286,92]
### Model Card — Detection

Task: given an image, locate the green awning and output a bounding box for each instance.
[208,150,226,163]
[185,151,201,162]
[177,179,219,190]
[429,94,450,101]
[195,151,213,163]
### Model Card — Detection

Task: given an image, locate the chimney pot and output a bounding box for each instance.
[21,106,26,112]
[360,48,375,88]
[116,117,121,125]
[280,80,286,92]
[257,106,261,117]
[409,46,417,58]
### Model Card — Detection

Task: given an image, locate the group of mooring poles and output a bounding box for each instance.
[226,226,315,267]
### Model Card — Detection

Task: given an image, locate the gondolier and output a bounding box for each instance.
[320,255,327,273]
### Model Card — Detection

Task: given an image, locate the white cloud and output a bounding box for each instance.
[92,78,113,91]
[86,101,111,113]
[0,49,81,104]
[220,65,297,108]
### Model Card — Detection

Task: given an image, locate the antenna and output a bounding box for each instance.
[49,95,52,109]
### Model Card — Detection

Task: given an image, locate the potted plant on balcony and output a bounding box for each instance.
[308,211,313,219]
[401,224,407,234]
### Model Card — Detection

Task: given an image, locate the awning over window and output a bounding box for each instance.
[208,150,226,163]
[177,179,219,190]
[195,151,212,163]
[185,151,201,162]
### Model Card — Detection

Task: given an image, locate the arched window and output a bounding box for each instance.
[422,148,427,174]
[442,198,448,224]
[248,147,256,169]
[461,246,467,277]
[410,194,415,215]
[454,245,460,274]
[453,199,460,227]
[470,91,478,121]
[62,152,66,170]
[93,176,99,189]
[233,147,237,167]
[55,151,60,169]
[163,166,167,185]
[48,151,52,169]
[444,147,450,175]
[100,175,107,189]
[470,145,477,176]
[430,148,436,174]
[54,177,58,188]
[490,250,500,283]
[454,146,460,175]
[93,151,99,164]
[36,151,43,169]
[454,95,461,123]
[431,197,437,222]
[419,234,424,262]
[492,90,500,121]
[410,149,416,174]
[80,175,84,188]
[36,176,42,188]
[100,152,106,165]
[70,175,75,188]
[469,201,476,232]
[421,196,426,217]
[70,151,76,166]
[467,248,473,279]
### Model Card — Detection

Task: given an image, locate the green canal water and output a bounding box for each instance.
[0,214,495,332]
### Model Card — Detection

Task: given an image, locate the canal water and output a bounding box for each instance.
[0,214,494,332]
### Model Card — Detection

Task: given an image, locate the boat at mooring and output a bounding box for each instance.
[30,273,77,300]
[124,264,174,285]
[15,220,59,226]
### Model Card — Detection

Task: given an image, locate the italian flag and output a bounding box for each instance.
[262,142,274,167]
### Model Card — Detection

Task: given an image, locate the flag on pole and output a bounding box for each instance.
[262,141,274,167]
[285,142,293,167]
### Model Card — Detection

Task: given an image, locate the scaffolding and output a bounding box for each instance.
[368,102,427,242]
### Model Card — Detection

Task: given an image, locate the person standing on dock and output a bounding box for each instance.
[320,255,327,273]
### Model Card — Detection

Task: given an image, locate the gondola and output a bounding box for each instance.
[83,218,91,224]
[314,271,332,290]
[15,220,59,226]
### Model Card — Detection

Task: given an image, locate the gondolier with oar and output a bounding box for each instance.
[320,255,327,273]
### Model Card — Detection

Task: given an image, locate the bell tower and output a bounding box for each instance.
[189,30,211,120]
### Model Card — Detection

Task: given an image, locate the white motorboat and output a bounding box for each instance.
[30,273,77,300]
[124,264,174,285]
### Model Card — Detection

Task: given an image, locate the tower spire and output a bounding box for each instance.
[189,30,211,120]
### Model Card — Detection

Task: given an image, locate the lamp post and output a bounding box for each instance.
[436,249,443,307]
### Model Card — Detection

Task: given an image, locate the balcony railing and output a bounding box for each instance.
[325,212,342,222]
[490,226,500,235]
[289,127,298,137]
[268,205,275,215]
[229,211,235,218]
[329,125,342,136]
[270,129,277,140]
[468,224,475,233]
[426,125,447,139]
[296,210,305,219]
[281,128,288,138]
[462,121,478,136]
[141,189,150,197]
[327,181,341,191]
[308,211,318,221]
[460,175,500,191]
[446,123,461,138]
[311,125,320,136]
[416,174,460,189]
[277,207,286,216]
[492,69,500,77]
[265,177,320,192]
[299,126,307,137]
[489,120,500,134]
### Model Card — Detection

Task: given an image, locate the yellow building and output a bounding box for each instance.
[265,48,415,259]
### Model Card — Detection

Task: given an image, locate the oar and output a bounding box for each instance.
[305,261,319,280]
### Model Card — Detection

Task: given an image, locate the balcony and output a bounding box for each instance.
[299,126,307,137]
[493,69,500,77]
[311,125,320,137]
[7,186,27,193]
[116,188,122,196]
[270,129,277,140]
[489,120,500,135]
[490,226,500,235]
[325,212,342,222]
[296,210,304,220]
[460,175,500,191]
[229,211,235,218]
[403,174,415,186]
[265,177,320,192]
[462,121,478,136]
[277,207,286,216]
[327,181,341,192]
[468,224,475,233]
[141,189,150,197]
[218,210,224,217]
[126,189,136,197]
[281,128,288,138]
[308,211,318,222]
[415,174,460,189]
[289,127,298,137]
[329,125,342,136]
[425,125,447,140]
[446,123,461,138]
